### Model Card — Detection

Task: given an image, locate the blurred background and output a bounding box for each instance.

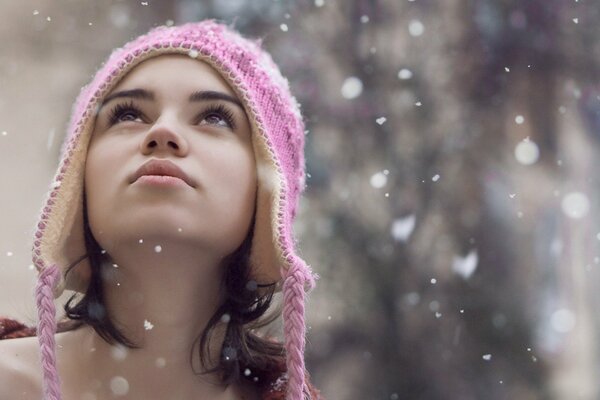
[0,0,598,399]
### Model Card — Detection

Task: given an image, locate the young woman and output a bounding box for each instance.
[0,20,321,400]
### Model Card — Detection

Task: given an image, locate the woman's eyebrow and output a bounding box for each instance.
[189,90,243,109]
[99,88,244,110]
[101,88,154,108]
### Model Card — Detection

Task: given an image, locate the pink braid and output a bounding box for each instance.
[282,260,316,400]
[35,264,62,400]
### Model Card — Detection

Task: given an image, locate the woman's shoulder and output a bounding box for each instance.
[0,318,44,399]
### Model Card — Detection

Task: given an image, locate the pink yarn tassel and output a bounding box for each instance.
[282,260,315,400]
[35,264,62,400]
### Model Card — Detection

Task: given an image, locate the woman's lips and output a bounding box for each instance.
[134,175,188,187]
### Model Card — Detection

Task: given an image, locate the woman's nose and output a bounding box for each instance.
[140,118,189,157]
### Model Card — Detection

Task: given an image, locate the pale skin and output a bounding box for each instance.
[0,55,261,399]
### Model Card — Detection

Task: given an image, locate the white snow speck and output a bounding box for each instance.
[138,239,143,244]
[6,252,13,257]
[482,354,492,361]
[220,313,231,323]
[509,193,516,199]
[452,250,478,279]
[144,319,154,330]
[432,174,440,182]
[33,10,39,15]
[46,16,51,21]
[244,368,252,376]
[188,49,199,58]
[280,23,288,32]
[177,227,183,232]
[341,77,363,99]
[155,357,166,368]
[415,101,422,106]
[154,245,162,253]
[515,115,524,124]
[112,263,118,268]
[504,67,510,72]
[391,215,416,242]
[408,19,424,36]
[561,192,590,219]
[573,18,579,24]
[514,137,539,165]
[430,278,437,284]
[1,131,7,136]
[370,171,388,188]
[551,308,576,333]
[360,15,369,23]
[404,292,420,306]
[435,312,442,318]
[596,233,600,241]
[398,68,413,80]
[314,0,324,6]
[110,345,128,361]
[376,117,387,125]
[141,1,149,5]
[110,376,129,396]
[28,264,34,270]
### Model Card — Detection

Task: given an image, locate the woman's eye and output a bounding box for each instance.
[201,113,229,127]
[118,111,142,122]
[107,102,144,126]
[197,104,237,130]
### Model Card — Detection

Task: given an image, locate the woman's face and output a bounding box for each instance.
[85,54,257,259]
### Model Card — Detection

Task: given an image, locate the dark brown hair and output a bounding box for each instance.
[58,191,287,387]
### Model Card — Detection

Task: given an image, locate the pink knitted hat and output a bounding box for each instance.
[32,19,318,400]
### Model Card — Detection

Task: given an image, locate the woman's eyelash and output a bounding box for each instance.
[106,102,237,130]
[108,101,143,126]
[197,104,237,129]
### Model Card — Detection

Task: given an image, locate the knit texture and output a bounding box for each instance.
[31,20,319,400]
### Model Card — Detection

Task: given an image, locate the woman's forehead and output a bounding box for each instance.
[108,54,237,99]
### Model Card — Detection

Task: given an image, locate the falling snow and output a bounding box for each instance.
[561,192,590,219]
[408,20,425,36]
[110,376,129,396]
[154,245,162,253]
[398,68,413,80]
[482,354,492,361]
[452,250,478,279]
[370,171,388,188]
[514,137,539,165]
[390,214,416,242]
[341,77,363,99]
[144,319,154,330]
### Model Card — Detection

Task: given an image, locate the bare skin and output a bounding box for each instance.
[0,54,261,399]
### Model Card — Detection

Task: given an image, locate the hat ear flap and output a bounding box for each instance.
[35,263,62,400]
